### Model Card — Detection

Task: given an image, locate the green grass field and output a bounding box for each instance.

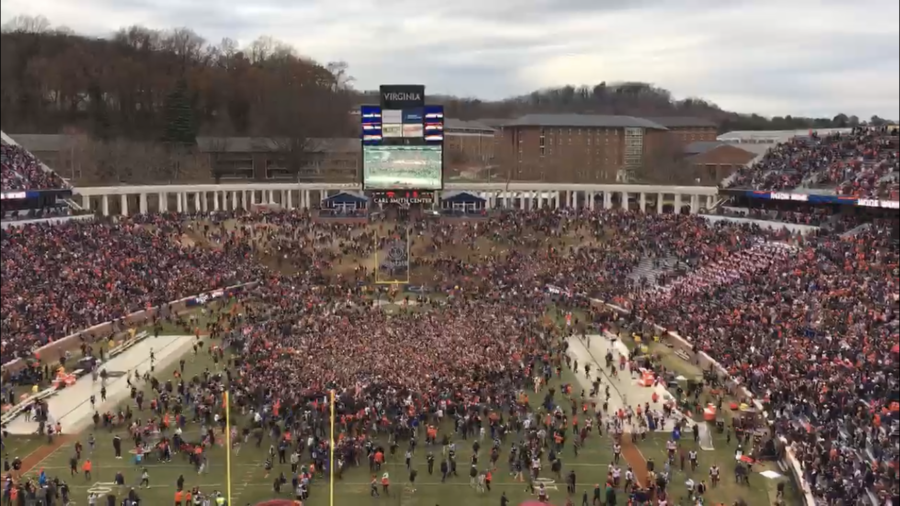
[2,301,804,506]
[621,334,803,506]
[6,307,630,506]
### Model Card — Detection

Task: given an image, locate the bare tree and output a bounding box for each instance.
[635,135,695,185]
[326,61,355,90]
[2,15,52,34]
[252,58,352,179]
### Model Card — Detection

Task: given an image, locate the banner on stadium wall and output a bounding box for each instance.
[742,191,899,209]
[0,191,29,200]
[185,285,243,307]
[0,189,74,200]
[545,285,573,298]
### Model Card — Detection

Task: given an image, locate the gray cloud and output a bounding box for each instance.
[1,0,897,118]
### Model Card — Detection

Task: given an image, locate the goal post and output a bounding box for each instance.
[374,227,411,285]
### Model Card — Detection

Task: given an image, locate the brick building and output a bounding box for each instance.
[489,114,674,183]
[646,117,718,145]
[683,141,760,185]
[442,119,496,170]
[197,137,360,182]
[11,113,726,185]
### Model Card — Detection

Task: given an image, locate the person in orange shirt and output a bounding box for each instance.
[82,459,92,480]
[174,489,183,506]
[381,472,390,496]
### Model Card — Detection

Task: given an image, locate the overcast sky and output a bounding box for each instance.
[2,0,898,119]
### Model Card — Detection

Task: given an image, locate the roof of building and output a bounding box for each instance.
[442,190,486,202]
[646,117,718,128]
[717,142,771,156]
[684,141,728,155]
[503,114,668,130]
[196,137,358,153]
[443,119,495,133]
[717,128,854,142]
[475,118,512,128]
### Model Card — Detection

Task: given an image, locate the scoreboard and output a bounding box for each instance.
[361,105,445,146]
[361,85,444,191]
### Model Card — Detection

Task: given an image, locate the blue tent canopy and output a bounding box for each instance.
[442,191,486,204]
[324,192,368,205]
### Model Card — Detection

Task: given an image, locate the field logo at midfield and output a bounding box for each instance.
[534,477,558,490]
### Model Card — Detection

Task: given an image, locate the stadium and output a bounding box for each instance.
[1,13,899,506]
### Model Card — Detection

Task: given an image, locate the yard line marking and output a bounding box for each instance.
[19,438,77,479]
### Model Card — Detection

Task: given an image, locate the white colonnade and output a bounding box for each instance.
[74,183,720,217]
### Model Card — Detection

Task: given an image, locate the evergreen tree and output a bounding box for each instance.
[162,78,197,146]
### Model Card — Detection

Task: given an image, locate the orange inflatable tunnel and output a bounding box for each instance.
[703,404,717,422]
[639,369,655,387]
[52,370,77,389]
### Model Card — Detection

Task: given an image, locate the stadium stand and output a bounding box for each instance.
[1,134,69,191]
[726,126,899,200]
[0,218,263,364]
[1,207,896,505]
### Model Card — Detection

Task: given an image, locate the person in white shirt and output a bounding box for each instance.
[624,467,634,492]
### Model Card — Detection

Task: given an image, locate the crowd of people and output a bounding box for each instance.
[1,206,897,505]
[727,126,899,200]
[0,217,264,365]
[0,141,69,192]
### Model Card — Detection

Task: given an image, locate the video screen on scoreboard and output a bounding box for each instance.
[363,145,443,190]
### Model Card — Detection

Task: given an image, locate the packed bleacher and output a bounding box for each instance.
[0,139,69,191]
[626,225,899,505]
[0,217,263,364]
[727,126,900,200]
[1,208,897,505]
